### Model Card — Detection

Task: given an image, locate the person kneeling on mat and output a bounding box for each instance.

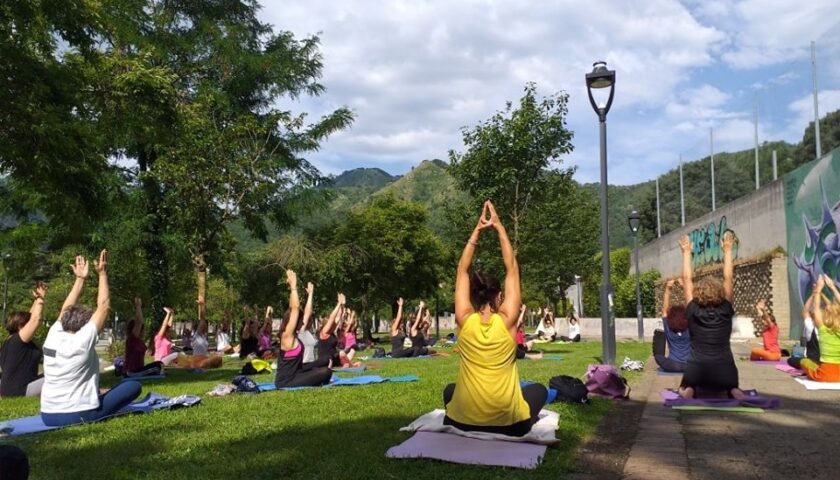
[653,279,690,373]
[799,274,840,382]
[443,201,547,437]
[122,297,165,377]
[274,270,332,389]
[41,251,142,427]
[677,233,746,400]
[389,297,415,358]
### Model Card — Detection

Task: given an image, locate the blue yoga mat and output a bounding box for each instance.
[376,355,431,360]
[0,393,199,437]
[656,368,683,376]
[257,374,420,392]
[335,366,367,373]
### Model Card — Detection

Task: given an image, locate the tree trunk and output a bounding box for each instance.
[139,148,169,338]
[195,255,207,322]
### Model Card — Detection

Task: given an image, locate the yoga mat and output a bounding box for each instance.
[656,368,683,376]
[660,389,780,409]
[335,366,367,373]
[751,360,786,365]
[398,409,559,445]
[673,406,764,413]
[542,354,563,361]
[775,364,805,376]
[386,431,547,469]
[256,374,419,392]
[0,393,200,437]
[794,378,840,390]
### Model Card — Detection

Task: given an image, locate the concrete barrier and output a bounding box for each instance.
[565,317,759,341]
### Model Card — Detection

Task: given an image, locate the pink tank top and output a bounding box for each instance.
[344,332,357,349]
[283,342,302,359]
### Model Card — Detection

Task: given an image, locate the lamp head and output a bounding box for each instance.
[585,61,616,121]
[628,210,641,234]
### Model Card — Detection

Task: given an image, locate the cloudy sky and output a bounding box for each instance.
[260,0,840,185]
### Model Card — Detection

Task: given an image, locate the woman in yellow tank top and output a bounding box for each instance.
[444,201,547,437]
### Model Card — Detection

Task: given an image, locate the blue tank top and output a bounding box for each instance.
[663,319,691,363]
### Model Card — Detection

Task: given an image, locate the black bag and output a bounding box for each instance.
[232,375,260,393]
[549,375,589,404]
[373,347,386,358]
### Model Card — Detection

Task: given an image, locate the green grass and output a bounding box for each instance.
[1,341,650,480]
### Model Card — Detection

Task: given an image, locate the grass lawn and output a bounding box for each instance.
[1,340,650,480]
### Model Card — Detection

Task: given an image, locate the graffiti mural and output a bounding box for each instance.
[689,216,739,268]
[784,149,840,339]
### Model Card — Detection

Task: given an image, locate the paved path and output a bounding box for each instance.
[622,340,840,480]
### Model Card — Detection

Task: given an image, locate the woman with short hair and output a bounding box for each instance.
[0,282,47,397]
[40,251,142,426]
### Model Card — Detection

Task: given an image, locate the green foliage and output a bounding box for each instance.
[330,168,397,189]
[449,82,575,250]
[798,109,840,162]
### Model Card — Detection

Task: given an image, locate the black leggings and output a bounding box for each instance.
[516,344,527,359]
[302,356,331,371]
[391,348,414,358]
[788,330,821,369]
[653,330,686,372]
[125,361,164,377]
[275,367,332,389]
[442,382,547,437]
[680,360,739,392]
[559,335,580,342]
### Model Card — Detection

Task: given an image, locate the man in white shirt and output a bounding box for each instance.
[41,250,142,426]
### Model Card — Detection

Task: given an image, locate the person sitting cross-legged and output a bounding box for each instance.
[653,278,690,373]
[40,251,142,427]
[443,201,547,437]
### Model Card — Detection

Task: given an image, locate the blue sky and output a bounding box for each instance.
[260,0,840,185]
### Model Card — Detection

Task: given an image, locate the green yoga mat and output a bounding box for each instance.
[673,406,764,413]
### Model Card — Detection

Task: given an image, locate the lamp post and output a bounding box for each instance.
[574,274,583,317]
[628,210,643,340]
[1,253,10,324]
[586,61,616,364]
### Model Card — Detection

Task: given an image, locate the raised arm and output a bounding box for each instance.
[517,304,526,329]
[280,270,300,350]
[262,306,274,334]
[662,279,674,318]
[721,232,735,303]
[19,282,47,343]
[132,297,144,338]
[301,282,315,331]
[824,275,840,304]
[157,307,173,339]
[90,250,110,333]
[679,235,694,303]
[813,274,827,328]
[390,297,404,337]
[455,203,494,326]
[802,285,817,320]
[321,293,344,339]
[411,302,425,337]
[62,255,89,313]
[755,299,771,330]
[487,201,521,328]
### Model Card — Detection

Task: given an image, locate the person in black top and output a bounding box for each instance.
[678,232,746,400]
[388,297,415,358]
[274,270,332,389]
[0,282,47,398]
[318,293,345,366]
[409,303,435,356]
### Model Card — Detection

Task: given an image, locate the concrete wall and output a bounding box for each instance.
[634,179,787,279]
[563,317,763,341]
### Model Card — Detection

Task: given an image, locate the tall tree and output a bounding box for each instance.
[449,82,574,251]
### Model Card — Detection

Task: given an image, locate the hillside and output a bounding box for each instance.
[329,167,397,189]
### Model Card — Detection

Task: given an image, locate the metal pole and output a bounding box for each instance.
[634,234,643,340]
[656,178,661,238]
[575,275,583,317]
[812,40,822,158]
[772,150,778,180]
[679,155,685,226]
[435,295,440,339]
[710,128,716,211]
[598,118,616,365]
[754,96,760,190]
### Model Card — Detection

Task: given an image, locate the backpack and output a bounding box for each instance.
[584,364,630,399]
[373,347,386,358]
[240,359,272,375]
[549,375,589,404]
[232,375,260,393]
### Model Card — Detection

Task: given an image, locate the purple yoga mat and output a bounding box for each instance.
[775,364,805,376]
[386,431,547,469]
[752,360,786,365]
[660,389,780,409]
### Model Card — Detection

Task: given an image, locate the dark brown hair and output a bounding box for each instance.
[666,305,688,333]
[470,271,501,311]
[4,312,31,334]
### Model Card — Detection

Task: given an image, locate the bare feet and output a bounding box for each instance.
[730,388,747,400]
[678,386,695,399]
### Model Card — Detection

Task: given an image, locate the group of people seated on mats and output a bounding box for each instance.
[531,308,581,343]
[388,298,436,358]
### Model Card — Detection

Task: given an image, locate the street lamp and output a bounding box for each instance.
[574,274,583,317]
[586,61,616,364]
[628,210,643,340]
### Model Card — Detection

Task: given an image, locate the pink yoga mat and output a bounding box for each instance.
[775,364,805,376]
[752,360,786,365]
[386,431,547,469]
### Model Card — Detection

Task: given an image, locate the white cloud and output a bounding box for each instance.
[256,0,838,185]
